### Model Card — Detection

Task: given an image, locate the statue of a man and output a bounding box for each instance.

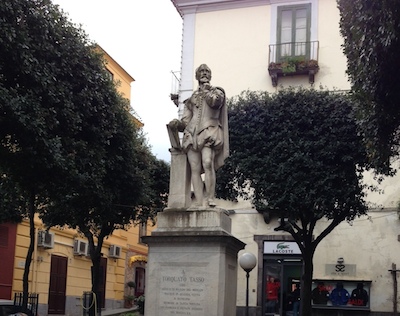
[169,64,229,208]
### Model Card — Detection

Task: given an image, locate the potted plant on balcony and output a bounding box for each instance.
[124,281,136,308]
[268,57,319,86]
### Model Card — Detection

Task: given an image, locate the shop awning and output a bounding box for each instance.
[129,255,147,265]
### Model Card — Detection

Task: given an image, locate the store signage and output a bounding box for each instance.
[263,241,301,255]
[325,264,356,276]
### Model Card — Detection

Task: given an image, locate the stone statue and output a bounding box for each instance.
[168,64,229,208]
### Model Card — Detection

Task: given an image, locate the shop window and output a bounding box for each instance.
[312,279,371,311]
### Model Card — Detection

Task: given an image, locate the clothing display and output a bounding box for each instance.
[330,282,350,306]
[349,283,369,306]
[312,282,330,305]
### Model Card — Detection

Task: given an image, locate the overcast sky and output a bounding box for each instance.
[52,0,183,162]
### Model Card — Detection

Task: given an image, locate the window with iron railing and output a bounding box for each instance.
[268,3,319,86]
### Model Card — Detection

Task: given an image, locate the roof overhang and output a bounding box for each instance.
[171,0,270,16]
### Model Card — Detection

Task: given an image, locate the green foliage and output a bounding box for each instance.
[0,0,170,305]
[281,56,305,73]
[217,88,369,315]
[338,0,400,174]
[217,88,368,232]
[0,172,27,222]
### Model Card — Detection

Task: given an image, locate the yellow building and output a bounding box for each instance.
[0,47,153,316]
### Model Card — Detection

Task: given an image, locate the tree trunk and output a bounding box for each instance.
[301,246,314,316]
[22,191,35,310]
[90,261,100,316]
[89,241,103,316]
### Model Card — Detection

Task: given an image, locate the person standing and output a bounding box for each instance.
[265,276,280,313]
[290,284,301,316]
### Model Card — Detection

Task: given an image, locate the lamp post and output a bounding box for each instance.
[239,252,257,316]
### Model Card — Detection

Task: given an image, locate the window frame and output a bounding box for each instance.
[270,0,318,63]
[276,3,311,61]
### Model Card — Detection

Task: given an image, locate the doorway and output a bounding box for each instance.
[0,223,17,299]
[264,257,303,316]
[135,267,145,297]
[48,255,68,314]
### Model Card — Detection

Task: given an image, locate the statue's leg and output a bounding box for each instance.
[187,150,204,207]
[202,147,216,207]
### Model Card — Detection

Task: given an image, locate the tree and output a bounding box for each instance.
[41,105,169,314]
[0,0,101,307]
[337,0,400,174]
[216,88,368,315]
[0,0,170,311]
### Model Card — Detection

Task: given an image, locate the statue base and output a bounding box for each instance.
[143,208,245,316]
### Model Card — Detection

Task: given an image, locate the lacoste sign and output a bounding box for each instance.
[263,241,301,255]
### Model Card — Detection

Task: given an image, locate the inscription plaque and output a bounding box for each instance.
[158,262,207,315]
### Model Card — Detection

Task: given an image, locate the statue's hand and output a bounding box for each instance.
[206,88,224,109]
[168,119,185,132]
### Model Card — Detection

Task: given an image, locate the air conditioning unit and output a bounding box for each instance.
[85,244,96,257]
[37,230,54,249]
[73,240,88,256]
[109,245,121,258]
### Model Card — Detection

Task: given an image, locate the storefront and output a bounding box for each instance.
[263,241,303,316]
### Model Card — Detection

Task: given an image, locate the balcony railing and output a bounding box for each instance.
[268,41,319,87]
[170,70,180,107]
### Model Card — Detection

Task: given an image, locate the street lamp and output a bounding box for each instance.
[239,252,257,316]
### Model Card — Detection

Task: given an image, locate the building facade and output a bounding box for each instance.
[0,47,152,316]
[170,0,400,315]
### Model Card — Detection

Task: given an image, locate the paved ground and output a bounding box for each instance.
[102,306,138,316]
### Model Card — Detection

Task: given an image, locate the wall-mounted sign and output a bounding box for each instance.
[325,264,356,276]
[263,241,301,255]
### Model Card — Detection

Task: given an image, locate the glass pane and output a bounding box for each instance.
[281,29,292,44]
[281,10,292,43]
[296,9,307,20]
[296,29,306,43]
[296,9,307,42]
[295,30,306,55]
[265,264,282,315]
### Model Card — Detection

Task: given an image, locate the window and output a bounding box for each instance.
[268,1,319,86]
[277,4,311,60]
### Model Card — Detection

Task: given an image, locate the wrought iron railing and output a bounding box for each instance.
[14,292,39,316]
[170,70,181,106]
[268,40,319,64]
[268,41,320,86]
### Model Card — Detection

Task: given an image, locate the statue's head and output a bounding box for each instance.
[195,64,212,84]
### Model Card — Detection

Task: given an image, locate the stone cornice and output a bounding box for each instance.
[171,0,270,16]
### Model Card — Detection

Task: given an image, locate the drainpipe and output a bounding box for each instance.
[388,263,400,314]
[32,227,38,294]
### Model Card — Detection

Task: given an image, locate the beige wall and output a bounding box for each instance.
[224,206,400,313]
[188,0,350,101]
[194,5,271,96]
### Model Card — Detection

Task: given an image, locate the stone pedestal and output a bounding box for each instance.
[143,209,245,316]
[167,148,191,209]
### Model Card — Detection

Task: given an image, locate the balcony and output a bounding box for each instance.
[170,70,180,107]
[268,41,319,87]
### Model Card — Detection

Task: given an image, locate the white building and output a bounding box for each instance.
[170,0,400,315]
